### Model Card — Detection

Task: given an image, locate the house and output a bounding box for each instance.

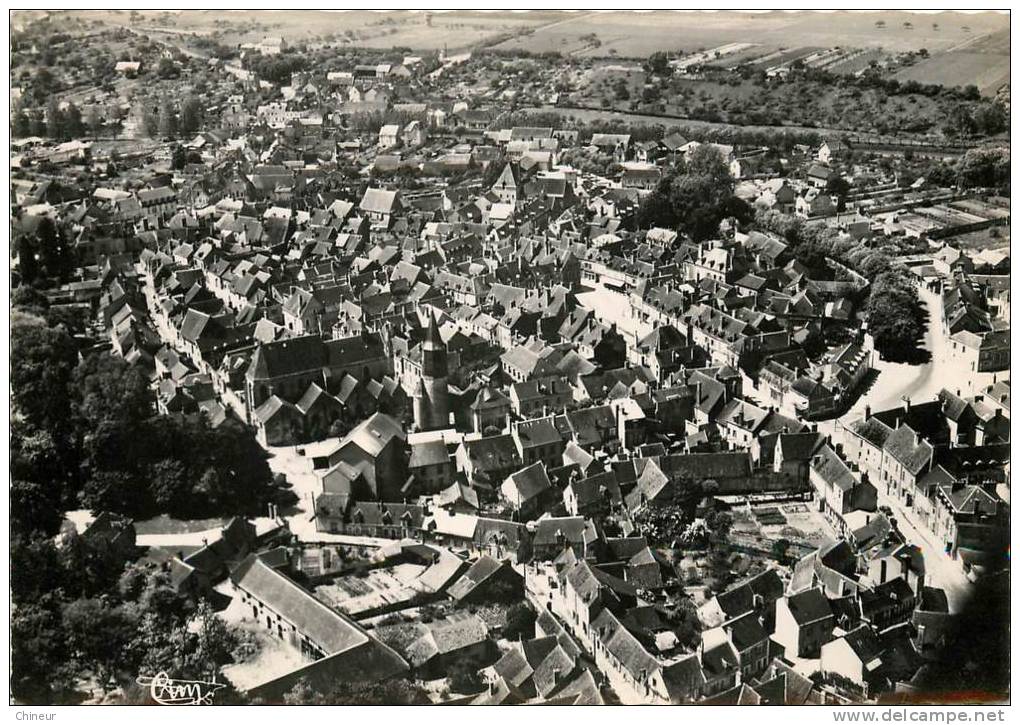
[401,120,426,149]
[320,413,409,501]
[513,417,566,470]
[820,625,885,698]
[589,133,631,161]
[773,587,834,658]
[457,434,524,489]
[879,424,934,506]
[809,444,878,534]
[796,188,835,218]
[314,497,424,539]
[702,611,771,681]
[621,164,661,191]
[948,329,1009,373]
[408,438,456,494]
[228,553,408,699]
[806,163,834,188]
[404,615,496,678]
[447,555,524,603]
[501,462,553,521]
[58,511,136,565]
[491,162,520,206]
[359,188,400,229]
[698,568,785,630]
[255,36,286,55]
[930,482,1008,563]
[378,124,401,149]
[531,517,599,561]
[563,471,619,517]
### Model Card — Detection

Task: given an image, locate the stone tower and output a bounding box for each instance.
[413,312,450,431]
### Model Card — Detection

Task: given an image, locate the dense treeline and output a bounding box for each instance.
[11,300,278,531]
[12,530,249,703]
[10,296,277,702]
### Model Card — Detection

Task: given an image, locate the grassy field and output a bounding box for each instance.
[493,10,1008,57]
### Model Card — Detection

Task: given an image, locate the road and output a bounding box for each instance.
[578,280,990,612]
[820,286,1005,613]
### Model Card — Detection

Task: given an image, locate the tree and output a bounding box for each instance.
[36,216,73,281]
[11,479,64,538]
[771,538,792,564]
[644,50,670,76]
[943,104,976,138]
[171,144,187,170]
[62,596,139,692]
[63,102,84,138]
[86,106,103,136]
[867,270,927,361]
[639,144,739,241]
[503,601,537,641]
[826,174,851,211]
[78,469,145,515]
[179,95,203,135]
[448,660,484,694]
[956,147,1010,189]
[142,108,160,138]
[158,101,178,138]
[285,677,426,705]
[11,317,77,433]
[156,57,179,79]
[12,597,75,703]
[13,109,31,137]
[971,102,1007,136]
[12,284,49,315]
[16,234,39,286]
[46,97,62,138]
[148,459,190,514]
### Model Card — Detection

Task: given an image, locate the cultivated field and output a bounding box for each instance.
[893,29,1010,95]
[36,10,553,52]
[494,10,1009,57]
[894,52,1010,95]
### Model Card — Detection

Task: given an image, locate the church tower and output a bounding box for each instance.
[413,312,450,431]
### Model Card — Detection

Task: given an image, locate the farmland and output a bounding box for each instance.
[493,10,1008,57]
[33,9,554,52]
[893,29,1010,95]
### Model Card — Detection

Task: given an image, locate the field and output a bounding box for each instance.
[494,10,1009,58]
[893,29,1010,95]
[28,10,553,52]
[825,48,888,75]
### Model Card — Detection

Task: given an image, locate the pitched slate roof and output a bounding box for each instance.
[231,554,399,659]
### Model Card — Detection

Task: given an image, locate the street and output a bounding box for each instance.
[822,286,988,613]
[577,281,985,613]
